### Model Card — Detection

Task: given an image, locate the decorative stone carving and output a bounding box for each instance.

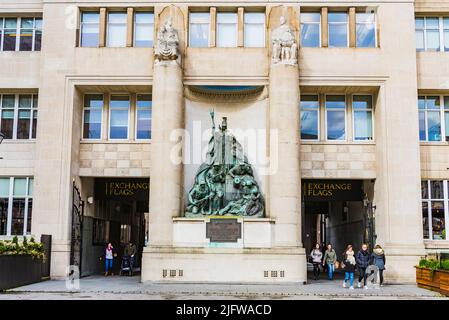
[271,16,297,65]
[185,111,264,218]
[154,17,180,65]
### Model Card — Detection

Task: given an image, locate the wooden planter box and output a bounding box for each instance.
[0,255,45,291]
[416,267,449,296]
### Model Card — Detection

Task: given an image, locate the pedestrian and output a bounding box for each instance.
[342,244,356,290]
[356,243,370,289]
[104,242,116,276]
[370,244,386,286]
[310,243,323,280]
[322,243,337,280]
[124,241,137,268]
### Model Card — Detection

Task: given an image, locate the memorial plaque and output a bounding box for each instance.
[206,219,242,243]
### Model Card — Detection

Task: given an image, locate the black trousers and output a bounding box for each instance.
[379,269,384,284]
[358,267,368,285]
[312,263,321,279]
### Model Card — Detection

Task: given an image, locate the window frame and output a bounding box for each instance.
[108,94,130,140]
[415,16,449,52]
[355,12,377,48]
[135,93,152,141]
[418,95,445,142]
[188,11,210,48]
[421,180,449,241]
[243,12,266,48]
[325,94,347,141]
[327,11,349,48]
[352,94,375,141]
[80,11,100,47]
[82,93,104,141]
[133,11,154,48]
[106,11,128,48]
[300,94,320,141]
[0,177,33,237]
[0,93,38,140]
[300,12,322,48]
[216,12,238,48]
[0,17,42,52]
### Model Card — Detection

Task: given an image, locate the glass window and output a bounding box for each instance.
[300,95,319,140]
[107,12,127,47]
[0,18,2,51]
[3,18,17,51]
[356,13,376,47]
[416,17,425,51]
[244,12,265,47]
[17,95,32,139]
[418,96,442,142]
[189,12,210,47]
[300,12,321,47]
[134,12,154,47]
[444,96,449,141]
[34,18,42,51]
[326,95,346,140]
[422,180,448,241]
[416,17,445,52]
[19,18,34,51]
[0,95,15,139]
[353,95,373,140]
[83,94,103,139]
[80,12,99,47]
[0,177,33,236]
[136,94,152,140]
[328,12,348,47]
[109,95,129,139]
[216,12,237,47]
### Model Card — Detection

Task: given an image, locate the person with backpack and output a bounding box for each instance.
[322,243,337,280]
[342,244,356,290]
[310,243,323,280]
[356,243,370,289]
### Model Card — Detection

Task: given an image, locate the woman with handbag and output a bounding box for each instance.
[310,243,323,280]
[322,243,337,280]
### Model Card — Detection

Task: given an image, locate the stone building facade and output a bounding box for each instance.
[0,0,448,284]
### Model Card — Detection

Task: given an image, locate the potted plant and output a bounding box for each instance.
[416,257,449,296]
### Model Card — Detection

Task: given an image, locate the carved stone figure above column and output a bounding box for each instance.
[271,16,298,66]
[154,17,180,66]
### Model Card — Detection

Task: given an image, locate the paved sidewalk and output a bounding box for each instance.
[1,275,447,300]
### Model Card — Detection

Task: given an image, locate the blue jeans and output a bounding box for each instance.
[327,263,335,280]
[345,272,354,287]
[105,258,113,272]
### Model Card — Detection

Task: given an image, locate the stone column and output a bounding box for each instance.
[148,64,184,246]
[268,8,302,249]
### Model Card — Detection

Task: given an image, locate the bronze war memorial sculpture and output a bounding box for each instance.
[185,111,265,218]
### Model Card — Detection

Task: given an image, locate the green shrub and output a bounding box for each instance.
[427,259,440,270]
[0,238,45,259]
[441,260,449,271]
[419,259,428,267]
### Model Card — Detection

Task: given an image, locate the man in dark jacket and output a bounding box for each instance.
[356,243,370,289]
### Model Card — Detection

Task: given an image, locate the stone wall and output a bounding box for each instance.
[300,144,376,179]
[420,145,449,179]
[78,143,151,177]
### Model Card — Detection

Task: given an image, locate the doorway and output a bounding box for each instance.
[80,178,149,277]
[302,179,374,281]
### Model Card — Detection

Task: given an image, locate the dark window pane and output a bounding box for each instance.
[422,201,429,239]
[421,181,429,199]
[326,95,346,108]
[1,110,14,139]
[136,109,152,139]
[0,198,8,236]
[11,199,25,235]
[17,110,31,139]
[34,30,42,51]
[26,199,32,234]
[427,111,441,141]
[19,29,33,51]
[32,110,37,139]
[430,181,444,199]
[83,109,102,139]
[3,29,17,51]
[419,110,426,141]
[431,201,445,240]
